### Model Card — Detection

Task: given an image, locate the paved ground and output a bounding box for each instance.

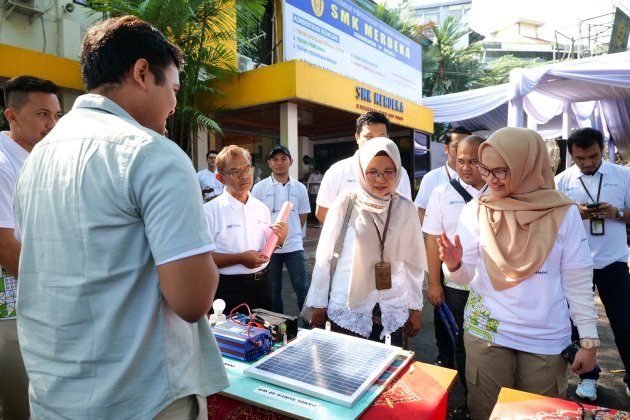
[276,223,630,416]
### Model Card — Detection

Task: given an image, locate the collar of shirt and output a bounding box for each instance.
[73,94,150,133]
[0,131,30,162]
[223,190,250,209]
[570,160,611,179]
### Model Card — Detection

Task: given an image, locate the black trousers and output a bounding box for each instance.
[216,270,272,314]
[435,286,469,390]
[572,261,630,384]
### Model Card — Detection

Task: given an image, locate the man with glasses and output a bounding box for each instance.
[205,145,288,312]
[198,150,223,201]
[414,126,472,370]
[422,136,486,412]
[555,128,630,402]
[1,75,61,420]
[251,145,310,314]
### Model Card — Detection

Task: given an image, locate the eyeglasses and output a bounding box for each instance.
[365,169,397,181]
[222,165,255,179]
[476,164,510,180]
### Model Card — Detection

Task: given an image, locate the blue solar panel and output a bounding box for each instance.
[244,328,400,407]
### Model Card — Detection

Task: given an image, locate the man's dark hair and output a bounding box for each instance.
[5,75,59,109]
[206,150,218,158]
[355,111,390,135]
[445,126,472,145]
[567,128,604,154]
[80,16,183,91]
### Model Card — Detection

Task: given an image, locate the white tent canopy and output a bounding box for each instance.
[420,51,630,159]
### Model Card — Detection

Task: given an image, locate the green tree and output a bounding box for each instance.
[89,0,265,155]
[475,54,540,87]
[422,16,483,97]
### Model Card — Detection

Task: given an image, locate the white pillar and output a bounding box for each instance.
[526,114,538,131]
[508,97,524,127]
[563,102,572,167]
[280,102,299,180]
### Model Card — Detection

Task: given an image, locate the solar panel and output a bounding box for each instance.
[243,328,400,407]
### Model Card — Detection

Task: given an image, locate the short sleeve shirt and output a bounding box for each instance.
[251,176,311,253]
[197,168,223,199]
[14,94,228,418]
[414,164,457,209]
[555,161,630,268]
[0,132,28,320]
[316,152,412,208]
[422,178,485,290]
[204,192,272,274]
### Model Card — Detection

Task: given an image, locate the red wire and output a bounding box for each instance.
[228,303,263,346]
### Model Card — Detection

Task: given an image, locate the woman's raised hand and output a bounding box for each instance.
[437,232,463,272]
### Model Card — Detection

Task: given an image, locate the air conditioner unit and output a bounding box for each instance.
[3,0,46,17]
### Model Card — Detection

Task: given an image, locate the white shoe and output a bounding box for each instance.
[575,379,598,401]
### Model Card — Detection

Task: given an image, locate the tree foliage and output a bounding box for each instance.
[474,54,540,87]
[89,0,265,155]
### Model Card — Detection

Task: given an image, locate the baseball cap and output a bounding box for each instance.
[269,144,292,159]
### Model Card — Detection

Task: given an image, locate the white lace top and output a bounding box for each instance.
[305,212,424,339]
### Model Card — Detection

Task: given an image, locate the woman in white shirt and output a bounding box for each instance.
[438,128,599,420]
[304,138,427,349]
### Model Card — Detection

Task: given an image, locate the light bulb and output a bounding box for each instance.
[212,299,226,316]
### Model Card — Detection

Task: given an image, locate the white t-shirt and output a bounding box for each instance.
[448,201,594,354]
[422,178,486,290]
[251,175,310,254]
[0,131,28,321]
[316,151,412,208]
[555,161,630,269]
[414,164,457,209]
[204,192,271,275]
[307,172,323,194]
[197,168,223,199]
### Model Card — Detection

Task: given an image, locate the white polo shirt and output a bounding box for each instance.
[251,175,310,254]
[555,161,630,269]
[0,131,28,321]
[197,168,223,199]
[414,164,457,210]
[316,151,412,208]
[204,192,271,275]
[423,178,486,290]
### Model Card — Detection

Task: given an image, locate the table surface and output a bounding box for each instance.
[219,357,457,419]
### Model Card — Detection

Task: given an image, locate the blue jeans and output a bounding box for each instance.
[269,250,308,313]
[573,261,630,384]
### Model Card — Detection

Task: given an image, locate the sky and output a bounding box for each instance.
[382,0,630,40]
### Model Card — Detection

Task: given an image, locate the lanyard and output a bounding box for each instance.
[578,173,603,203]
[444,164,452,181]
[370,202,393,262]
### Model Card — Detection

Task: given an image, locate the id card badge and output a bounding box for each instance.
[375,262,392,290]
[590,218,604,235]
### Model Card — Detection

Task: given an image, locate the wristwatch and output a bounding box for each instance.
[580,337,601,349]
[616,208,625,220]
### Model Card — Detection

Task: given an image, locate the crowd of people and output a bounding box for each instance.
[1,14,629,420]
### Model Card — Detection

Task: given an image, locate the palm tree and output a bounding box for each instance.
[89,0,265,155]
[422,16,483,97]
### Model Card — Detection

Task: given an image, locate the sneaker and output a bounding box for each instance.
[575,379,598,401]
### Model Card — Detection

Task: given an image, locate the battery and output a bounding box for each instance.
[212,321,272,361]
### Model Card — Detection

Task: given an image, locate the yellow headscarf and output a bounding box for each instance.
[477,128,575,290]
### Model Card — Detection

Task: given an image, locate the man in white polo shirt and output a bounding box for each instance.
[555,127,630,401]
[198,150,223,201]
[415,126,472,224]
[0,75,61,420]
[315,111,412,225]
[205,145,288,313]
[251,145,310,313]
[422,135,486,409]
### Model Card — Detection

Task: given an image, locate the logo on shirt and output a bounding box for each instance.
[226,224,242,229]
[534,270,548,275]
